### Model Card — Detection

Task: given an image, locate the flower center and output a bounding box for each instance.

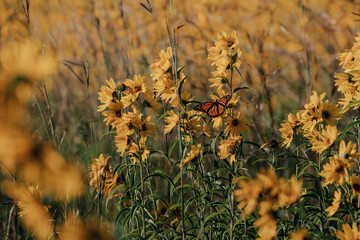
[115,110,122,117]
[232,119,239,126]
[335,165,344,173]
[322,110,330,120]
[353,183,360,192]
[227,41,234,47]
[134,86,141,92]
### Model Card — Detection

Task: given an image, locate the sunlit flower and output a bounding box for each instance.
[320,155,350,186]
[304,91,326,111]
[61,214,115,240]
[115,131,129,156]
[208,74,228,90]
[309,125,338,154]
[150,47,172,81]
[337,50,355,71]
[335,223,360,240]
[164,110,179,134]
[128,140,150,163]
[218,135,242,164]
[279,121,294,148]
[134,115,157,140]
[215,30,239,51]
[101,102,124,126]
[224,111,249,136]
[339,140,360,161]
[143,90,162,113]
[98,78,119,112]
[334,73,356,93]
[89,154,110,189]
[181,144,201,167]
[320,100,343,125]
[287,112,303,128]
[326,189,341,216]
[123,74,147,102]
[288,229,310,240]
[0,40,57,104]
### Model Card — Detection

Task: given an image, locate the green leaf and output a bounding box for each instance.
[341,100,360,113]
[168,137,179,158]
[338,119,360,140]
[233,86,255,93]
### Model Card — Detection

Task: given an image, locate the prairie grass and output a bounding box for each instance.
[2,0,360,239]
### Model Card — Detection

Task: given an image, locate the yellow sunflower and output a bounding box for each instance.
[164,111,179,134]
[123,74,147,102]
[224,111,249,136]
[309,125,338,154]
[101,102,124,126]
[143,90,162,113]
[279,121,294,148]
[334,73,357,93]
[339,140,360,161]
[89,154,110,189]
[326,189,341,216]
[336,223,360,240]
[134,115,157,140]
[218,135,242,164]
[320,100,343,125]
[98,78,119,112]
[181,144,201,167]
[150,47,172,81]
[319,156,349,186]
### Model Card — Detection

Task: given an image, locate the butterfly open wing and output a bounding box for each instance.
[193,95,231,118]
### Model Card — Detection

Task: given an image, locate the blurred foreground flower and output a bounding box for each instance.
[2,181,53,240]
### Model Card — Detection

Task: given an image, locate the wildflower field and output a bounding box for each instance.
[3,0,360,239]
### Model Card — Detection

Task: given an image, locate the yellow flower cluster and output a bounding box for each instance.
[336,34,360,111]
[89,154,124,199]
[97,76,159,163]
[280,91,342,153]
[0,40,84,240]
[234,168,302,239]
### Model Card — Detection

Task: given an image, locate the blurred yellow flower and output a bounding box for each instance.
[335,223,360,240]
[288,229,310,240]
[326,189,341,216]
[2,181,53,240]
[89,154,110,189]
[181,144,201,167]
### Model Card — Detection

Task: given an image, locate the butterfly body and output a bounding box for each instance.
[193,95,231,118]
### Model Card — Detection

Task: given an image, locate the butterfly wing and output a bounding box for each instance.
[193,101,216,113]
[194,94,232,118]
[218,95,232,106]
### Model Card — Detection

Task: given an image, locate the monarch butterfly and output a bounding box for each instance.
[193,95,231,118]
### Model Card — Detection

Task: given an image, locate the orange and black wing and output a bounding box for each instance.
[217,95,232,107]
[193,101,216,113]
[194,95,232,118]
